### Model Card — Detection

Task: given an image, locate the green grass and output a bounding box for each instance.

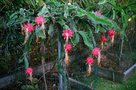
[96,71,136,90]
[96,78,125,90]
[77,71,136,90]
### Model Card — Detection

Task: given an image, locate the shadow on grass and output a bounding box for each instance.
[96,71,136,90]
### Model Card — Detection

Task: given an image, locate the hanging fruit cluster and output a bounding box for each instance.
[86,12,116,75]
[22,16,46,45]
[22,15,46,81]
[62,29,73,66]
[21,10,116,78]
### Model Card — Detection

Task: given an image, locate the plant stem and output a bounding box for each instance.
[58,31,63,90]
[42,56,47,90]
[119,40,124,65]
[58,29,68,90]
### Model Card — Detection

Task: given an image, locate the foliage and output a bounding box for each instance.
[0,0,136,89]
[4,0,122,61]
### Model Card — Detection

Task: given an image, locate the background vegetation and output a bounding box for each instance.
[0,0,136,89]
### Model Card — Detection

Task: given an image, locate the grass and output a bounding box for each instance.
[76,71,136,90]
[96,71,136,90]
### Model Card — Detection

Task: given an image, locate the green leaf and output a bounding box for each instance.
[35,27,46,39]
[57,19,69,29]
[120,30,127,40]
[69,19,77,32]
[87,12,113,26]
[10,12,18,19]
[76,8,120,31]
[64,4,69,18]
[98,0,107,5]
[78,31,93,49]
[25,33,34,51]
[23,53,29,69]
[95,25,101,33]
[121,10,128,30]
[57,19,65,26]
[71,33,80,46]
[89,28,96,47]
[38,4,49,16]
[48,24,54,35]
[76,8,86,17]
[29,0,36,8]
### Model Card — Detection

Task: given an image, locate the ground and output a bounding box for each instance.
[96,71,136,90]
